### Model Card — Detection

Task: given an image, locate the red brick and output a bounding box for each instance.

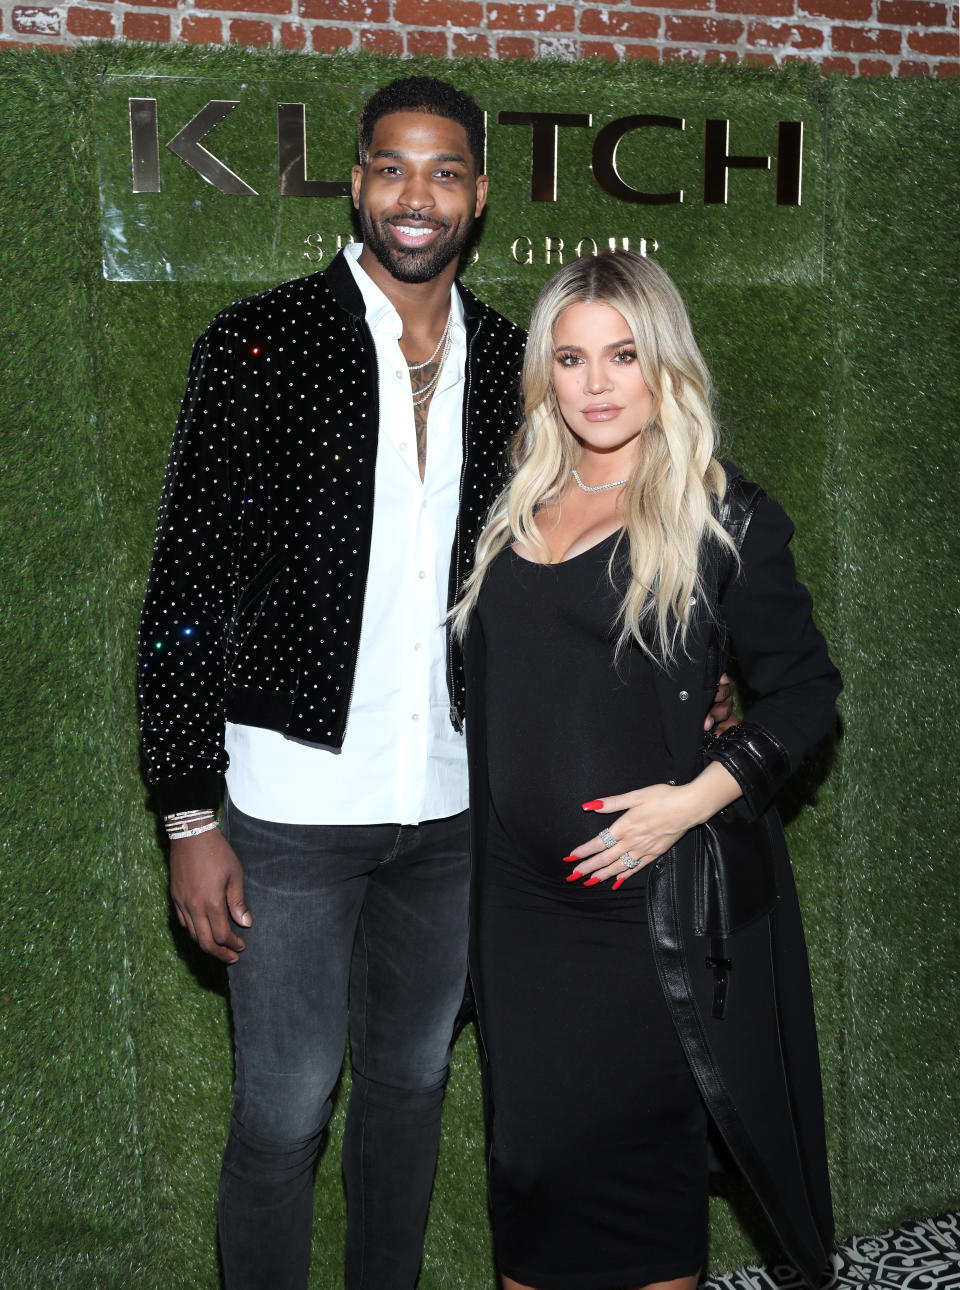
[897,57,931,71]
[743,48,778,62]
[359,27,403,51]
[124,11,170,38]
[67,6,116,36]
[311,23,353,49]
[452,31,491,53]
[122,0,177,9]
[407,27,448,53]
[820,53,856,69]
[907,29,959,53]
[302,0,387,17]
[878,0,947,22]
[496,34,536,54]
[664,14,744,41]
[704,46,741,60]
[581,7,659,36]
[394,0,483,24]
[799,0,871,18]
[832,23,902,50]
[180,13,223,42]
[581,40,622,58]
[229,17,274,44]
[278,20,305,45]
[716,0,791,14]
[749,20,824,45]
[934,58,960,73]
[634,0,709,10]
[858,56,895,72]
[663,45,710,60]
[622,42,661,58]
[12,7,61,35]
[208,0,289,10]
[486,2,575,30]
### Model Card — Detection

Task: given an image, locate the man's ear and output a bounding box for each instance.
[350,163,364,211]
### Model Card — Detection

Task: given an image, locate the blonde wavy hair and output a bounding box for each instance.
[452,249,737,664]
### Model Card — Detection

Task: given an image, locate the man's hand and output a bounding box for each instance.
[169,828,252,964]
[704,671,737,734]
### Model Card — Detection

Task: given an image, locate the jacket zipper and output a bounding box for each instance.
[446,315,479,732]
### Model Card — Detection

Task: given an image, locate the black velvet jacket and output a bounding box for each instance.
[465,466,843,1288]
[138,251,525,814]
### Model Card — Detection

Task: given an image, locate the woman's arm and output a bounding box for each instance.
[564,488,841,887]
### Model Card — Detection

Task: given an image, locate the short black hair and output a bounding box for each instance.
[357,77,486,174]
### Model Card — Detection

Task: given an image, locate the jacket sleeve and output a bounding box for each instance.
[703,492,842,819]
[137,322,246,815]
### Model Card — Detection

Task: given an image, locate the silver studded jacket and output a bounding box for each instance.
[138,251,526,814]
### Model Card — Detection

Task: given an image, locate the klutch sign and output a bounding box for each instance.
[97,74,823,286]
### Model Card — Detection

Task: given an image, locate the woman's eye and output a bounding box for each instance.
[555,353,581,367]
[613,349,637,363]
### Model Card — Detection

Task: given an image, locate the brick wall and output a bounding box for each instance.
[1,0,957,75]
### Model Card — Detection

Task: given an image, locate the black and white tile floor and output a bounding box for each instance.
[703,1213,960,1289]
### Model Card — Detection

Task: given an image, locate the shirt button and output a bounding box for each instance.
[678,690,689,701]
[396,369,404,380]
[414,641,423,652]
[399,441,408,451]
[411,712,420,721]
[418,570,427,580]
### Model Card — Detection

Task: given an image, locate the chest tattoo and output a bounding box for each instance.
[409,359,441,482]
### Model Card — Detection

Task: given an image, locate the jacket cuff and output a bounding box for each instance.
[704,721,792,818]
[151,770,223,817]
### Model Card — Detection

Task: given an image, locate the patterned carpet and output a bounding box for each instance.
[703,1213,960,1289]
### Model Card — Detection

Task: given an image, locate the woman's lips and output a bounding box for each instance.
[581,404,622,421]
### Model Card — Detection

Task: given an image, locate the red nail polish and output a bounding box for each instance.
[582,799,603,811]
[613,876,626,890]
[562,854,579,863]
[584,875,601,887]
[566,870,583,882]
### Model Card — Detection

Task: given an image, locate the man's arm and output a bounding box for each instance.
[704,671,736,733]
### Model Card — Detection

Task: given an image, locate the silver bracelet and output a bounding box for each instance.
[167,820,219,841]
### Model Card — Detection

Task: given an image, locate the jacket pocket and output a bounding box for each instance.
[693,806,779,938]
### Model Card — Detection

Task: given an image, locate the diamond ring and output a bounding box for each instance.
[621,853,640,869]
[599,827,617,849]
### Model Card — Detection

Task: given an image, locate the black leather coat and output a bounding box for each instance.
[464,466,842,1287]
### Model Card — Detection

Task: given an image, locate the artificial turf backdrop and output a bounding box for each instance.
[1,44,957,1290]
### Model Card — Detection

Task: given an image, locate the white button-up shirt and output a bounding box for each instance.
[224,244,469,825]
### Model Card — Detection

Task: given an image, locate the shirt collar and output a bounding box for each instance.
[344,241,465,345]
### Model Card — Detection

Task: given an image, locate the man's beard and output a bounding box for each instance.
[358,207,473,284]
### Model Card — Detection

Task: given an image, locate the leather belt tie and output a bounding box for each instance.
[706,938,732,1019]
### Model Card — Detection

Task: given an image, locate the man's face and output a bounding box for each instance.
[351,110,488,285]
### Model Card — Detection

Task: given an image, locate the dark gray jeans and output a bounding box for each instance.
[219,800,471,1290]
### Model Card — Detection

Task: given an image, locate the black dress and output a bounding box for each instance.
[474,535,708,1290]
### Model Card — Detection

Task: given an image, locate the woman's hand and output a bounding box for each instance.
[565,763,742,890]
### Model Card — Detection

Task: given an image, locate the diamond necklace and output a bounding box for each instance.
[571,468,629,493]
[405,310,452,371]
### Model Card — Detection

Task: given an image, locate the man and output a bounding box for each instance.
[139,76,732,1290]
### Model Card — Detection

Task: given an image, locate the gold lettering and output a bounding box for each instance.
[336,233,358,250]
[303,232,323,263]
[511,236,533,265]
[575,238,599,257]
[545,236,564,265]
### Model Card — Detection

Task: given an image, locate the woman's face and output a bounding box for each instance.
[551,301,654,458]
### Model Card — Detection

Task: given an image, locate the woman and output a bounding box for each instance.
[453,251,841,1290]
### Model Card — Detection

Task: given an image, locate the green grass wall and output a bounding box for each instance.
[1,45,957,1289]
